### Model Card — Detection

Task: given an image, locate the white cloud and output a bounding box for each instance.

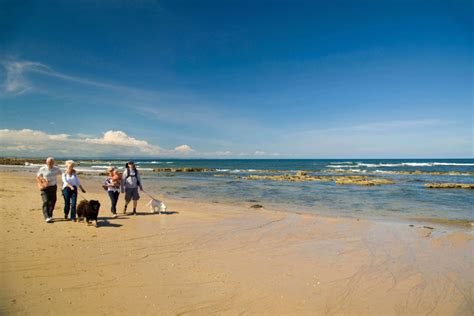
[85,130,161,155]
[0,129,163,157]
[0,129,70,141]
[86,131,151,147]
[49,134,70,141]
[2,128,285,158]
[174,144,194,153]
[75,133,95,138]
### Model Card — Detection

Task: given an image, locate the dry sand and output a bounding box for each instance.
[0,170,473,315]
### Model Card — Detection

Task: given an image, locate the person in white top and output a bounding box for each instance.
[36,157,62,223]
[62,160,86,221]
[103,166,121,218]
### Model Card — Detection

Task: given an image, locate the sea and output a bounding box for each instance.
[12,158,474,224]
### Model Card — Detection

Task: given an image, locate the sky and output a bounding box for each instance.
[0,0,472,158]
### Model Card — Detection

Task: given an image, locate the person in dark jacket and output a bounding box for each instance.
[121,161,143,215]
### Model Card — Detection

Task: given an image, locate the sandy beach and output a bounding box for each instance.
[0,170,473,315]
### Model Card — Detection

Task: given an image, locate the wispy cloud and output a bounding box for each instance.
[0,59,268,139]
[280,119,470,158]
[287,119,450,139]
[352,119,446,131]
[1,61,47,95]
[0,59,130,95]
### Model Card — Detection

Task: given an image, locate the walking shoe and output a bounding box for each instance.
[46,217,53,223]
[112,214,118,218]
[132,211,137,216]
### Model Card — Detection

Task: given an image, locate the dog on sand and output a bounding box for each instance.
[146,199,167,214]
[77,200,101,226]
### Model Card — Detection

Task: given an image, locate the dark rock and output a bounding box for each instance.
[425,183,474,189]
[0,157,65,165]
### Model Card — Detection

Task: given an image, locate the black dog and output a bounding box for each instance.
[77,200,101,226]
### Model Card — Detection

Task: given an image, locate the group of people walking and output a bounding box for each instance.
[36,157,144,223]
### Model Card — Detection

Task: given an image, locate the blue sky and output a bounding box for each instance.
[0,0,472,158]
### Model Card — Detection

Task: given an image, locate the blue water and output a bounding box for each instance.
[22,159,474,223]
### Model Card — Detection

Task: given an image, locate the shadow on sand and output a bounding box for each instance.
[96,219,123,228]
[126,211,180,216]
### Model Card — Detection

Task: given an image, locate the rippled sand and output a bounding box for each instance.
[0,171,472,315]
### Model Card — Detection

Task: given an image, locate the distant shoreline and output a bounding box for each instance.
[1,156,473,162]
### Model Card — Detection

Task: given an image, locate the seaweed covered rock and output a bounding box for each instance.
[244,174,333,182]
[424,183,474,189]
[244,173,395,185]
[334,176,395,186]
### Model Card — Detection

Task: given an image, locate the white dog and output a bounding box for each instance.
[146,199,167,214]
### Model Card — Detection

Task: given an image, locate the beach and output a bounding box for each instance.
[0,169,473,315]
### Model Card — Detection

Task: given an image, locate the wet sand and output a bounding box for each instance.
[0,170,473,315]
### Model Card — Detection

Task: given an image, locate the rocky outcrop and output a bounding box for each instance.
[328,169,474,176]
[0,158,65,165]
[244,173,395,185]
[244,174,333,182]
[424,183,474,189]
[153,168,217,172]
[334,176,395,186]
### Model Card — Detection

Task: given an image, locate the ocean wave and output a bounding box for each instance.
[356,162,474,168]
[24,162,43,167]
[71,167,104,173]
[431,162,474,166]
[356,163,399,167]
[329,162,354,165]
[327,168,366,173]
[374,170,397,174]
[327,165,352,168]
[135,161,174,165]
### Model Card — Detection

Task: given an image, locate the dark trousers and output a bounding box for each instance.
[62,186,78,219]
[40,185,57,219]
[108,191,120,214]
